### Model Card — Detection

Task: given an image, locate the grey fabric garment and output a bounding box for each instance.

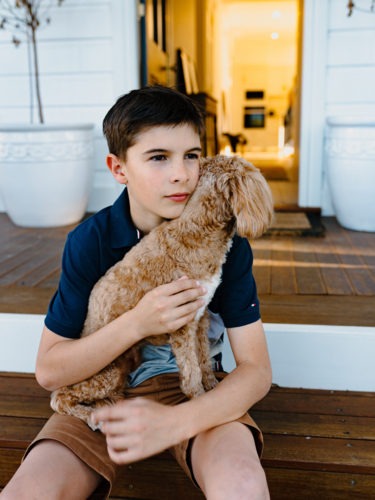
[127,310,225,388]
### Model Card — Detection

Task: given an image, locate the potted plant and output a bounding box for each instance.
[0,0,95,228]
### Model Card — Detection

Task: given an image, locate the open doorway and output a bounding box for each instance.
[217,0,300,209]
[139,0,301,209]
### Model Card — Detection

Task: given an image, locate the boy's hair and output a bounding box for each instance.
[103,85,206,161]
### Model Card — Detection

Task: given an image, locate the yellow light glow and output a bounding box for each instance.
[278,126,285,151]
[271,32,279,39]
[253,259,375,270]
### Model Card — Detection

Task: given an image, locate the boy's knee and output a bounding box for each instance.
[206,460,269,500]
[1,476,31,500]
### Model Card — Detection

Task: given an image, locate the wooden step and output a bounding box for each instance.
[1,372,374,499]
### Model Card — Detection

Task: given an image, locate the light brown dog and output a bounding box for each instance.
[50,155,274,430]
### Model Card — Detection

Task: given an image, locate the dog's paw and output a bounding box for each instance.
[203,375,219,391]
[190,386,206,398]
[87,420,103,432]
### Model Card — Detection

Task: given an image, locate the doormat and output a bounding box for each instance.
[264,212,326,237]
[258,165,289,180]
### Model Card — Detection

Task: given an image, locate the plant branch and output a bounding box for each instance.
[0,0,65,123]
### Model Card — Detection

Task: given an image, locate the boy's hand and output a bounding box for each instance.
[130,276,208,340]
[91,398,184,465]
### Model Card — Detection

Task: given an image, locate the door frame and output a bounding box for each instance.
[298,0,330,209]
[113,0,330,210]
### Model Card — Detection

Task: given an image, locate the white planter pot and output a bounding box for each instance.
[325,116,375,232]
[0,123,95,228]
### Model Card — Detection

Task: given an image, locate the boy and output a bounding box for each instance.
[1,86,272,500]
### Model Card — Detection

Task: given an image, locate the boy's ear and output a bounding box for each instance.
[106,154,128,184]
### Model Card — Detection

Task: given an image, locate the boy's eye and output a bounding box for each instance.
[185,153,199,160]
[150,155,167,162]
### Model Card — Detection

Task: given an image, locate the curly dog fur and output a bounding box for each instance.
[50,155,274,430]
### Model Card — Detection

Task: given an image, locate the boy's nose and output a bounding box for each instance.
[170,162,190,183]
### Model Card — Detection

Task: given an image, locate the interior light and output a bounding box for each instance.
[271,32,279,39]
[273,11,281,18]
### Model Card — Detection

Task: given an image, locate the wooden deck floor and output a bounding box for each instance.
[1,372,374,499]
[0,213,374,325]
[252,218,375,297]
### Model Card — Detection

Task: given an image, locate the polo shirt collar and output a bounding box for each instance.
[110,187,140,248]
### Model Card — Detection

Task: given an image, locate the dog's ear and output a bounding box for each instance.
[229,158,274,239]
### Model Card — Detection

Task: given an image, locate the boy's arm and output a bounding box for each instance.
[36,277,207,391]
[173,318,272,439]
[92,318,272,464]
[36,314,142,392]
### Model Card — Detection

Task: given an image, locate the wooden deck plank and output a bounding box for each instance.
[258,294,375,326]
[0,448,206,499]
[2,445,375,499]
[0,241,65,286]
[3,455,375,500]
[13,252,63,287]
[252,392,375,417]
[0,226,30,246]
[0,286,56,314]
[36,268,61,288]
[0,239,59,280]
[291,238,326,295]
[261,434,375,475]
[0,395,53,419]
[3,391,375,422]
[3,287,373,324]
[312,236,354,295]
[265,468,375,500]
[270,238,297,294]
[0,232,40,265]
[252,411,375,440]
[365,231,375,248]
[0,416,47,449]
[344,228,375,282]
[0,376,50,399]
[0,372,37,379]
[325,219,375,296]
[252,246,271,294]
[270,386,375,398]
[1,374,375,499]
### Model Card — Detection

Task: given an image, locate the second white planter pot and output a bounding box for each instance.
[0,123,95,228]
[325,116,375,232]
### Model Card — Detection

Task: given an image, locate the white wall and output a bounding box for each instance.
[326,0,375,117]
[0,0,139,213]
[303,0,375,215]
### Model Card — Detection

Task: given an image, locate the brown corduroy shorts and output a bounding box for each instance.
[22,371,264,500]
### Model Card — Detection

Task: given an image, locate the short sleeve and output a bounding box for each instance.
[215,236,260,329]
[44,234,101,339]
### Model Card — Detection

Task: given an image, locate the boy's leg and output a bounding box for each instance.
[189,421,270,500]
[1,439,103,500]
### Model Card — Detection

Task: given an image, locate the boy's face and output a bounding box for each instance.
[107,124,202,234]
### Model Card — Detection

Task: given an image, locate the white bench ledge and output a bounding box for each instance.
[1,313,374,392]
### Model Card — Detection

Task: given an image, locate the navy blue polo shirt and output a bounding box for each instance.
[45,187,260,384]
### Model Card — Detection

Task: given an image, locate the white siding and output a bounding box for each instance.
[326,1,375,109]
[319,0,375,214]
[300,0,375,215]
[0,0,139,213]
